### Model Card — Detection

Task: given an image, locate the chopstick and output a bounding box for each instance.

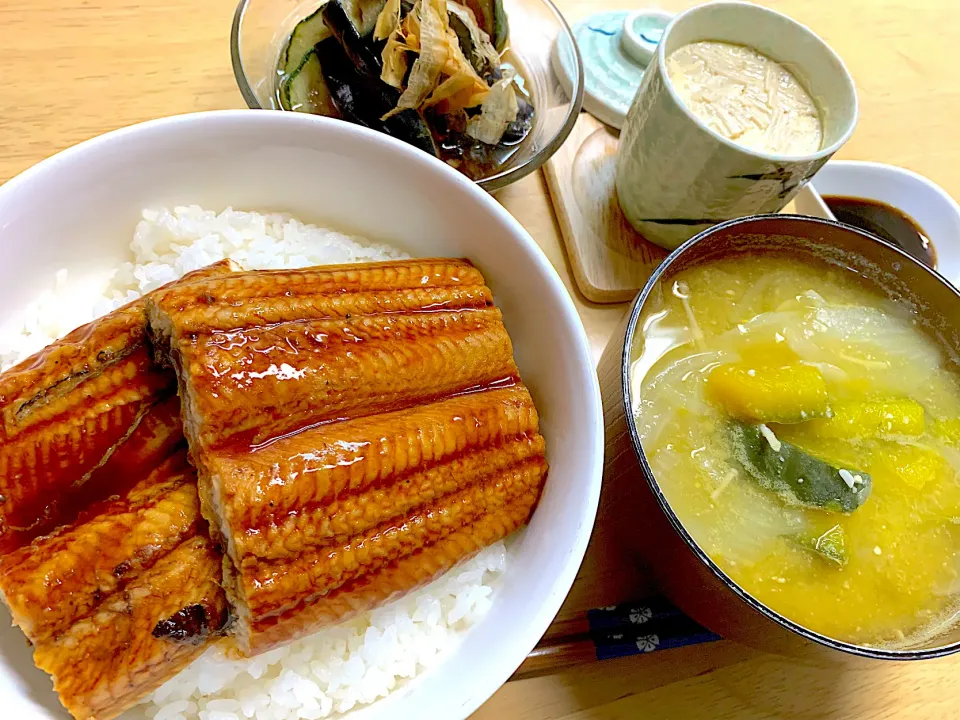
[512,597,722,680]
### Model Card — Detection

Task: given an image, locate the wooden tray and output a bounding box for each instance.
[543,113,824,305]
[543,113,668,304]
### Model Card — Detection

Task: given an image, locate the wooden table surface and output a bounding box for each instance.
[2,0,959,717]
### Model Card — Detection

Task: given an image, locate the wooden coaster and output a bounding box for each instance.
[543,113,825,304]
[543,113,668,304]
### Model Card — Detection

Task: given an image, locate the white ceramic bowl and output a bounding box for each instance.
[811,160,960,285]
[0,111,603,719]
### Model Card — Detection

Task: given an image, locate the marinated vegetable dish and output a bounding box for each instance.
[278,0,534,181]
[632,254,960,647]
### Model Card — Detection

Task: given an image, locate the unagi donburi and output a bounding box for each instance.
[0,208,548,720]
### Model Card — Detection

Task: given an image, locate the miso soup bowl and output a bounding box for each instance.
[598,214,960,660]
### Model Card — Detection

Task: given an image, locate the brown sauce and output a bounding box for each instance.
[823,195,936,268]
[247,373,520,454]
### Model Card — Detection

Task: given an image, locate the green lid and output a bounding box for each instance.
[552,9,674,129]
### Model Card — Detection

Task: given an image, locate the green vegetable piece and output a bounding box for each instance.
[281,6,333,76]
[729,423,872,514]
[460,0,509,51]
[793,524,848,566]
[279,8,337,116]
[280,50,336,116]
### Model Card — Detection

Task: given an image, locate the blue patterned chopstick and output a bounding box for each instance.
[587,599,721,660]
[516,597,722,679]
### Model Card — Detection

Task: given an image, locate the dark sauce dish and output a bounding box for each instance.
[812,159,960,281]
[598,215,960,661]
[824,195,935,268]
[230,0,584,192]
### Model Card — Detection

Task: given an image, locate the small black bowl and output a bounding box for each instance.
[597,214,960,660]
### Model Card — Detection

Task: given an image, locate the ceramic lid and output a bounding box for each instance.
[552,9,674,129]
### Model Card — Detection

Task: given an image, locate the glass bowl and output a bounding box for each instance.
[230,0,584,192]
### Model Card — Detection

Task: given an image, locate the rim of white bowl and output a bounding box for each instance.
[814,159,960,213]
[812,159,960,281]
[0,109,604,719]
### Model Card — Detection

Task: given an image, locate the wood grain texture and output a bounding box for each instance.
[543,113,669,303]
[2,0,960,717]
[543,118,834,304]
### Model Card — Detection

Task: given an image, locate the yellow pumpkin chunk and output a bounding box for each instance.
[870,442,944,491]
[804,399,925,439]
[933,418,960,445]
[707,363,828,424]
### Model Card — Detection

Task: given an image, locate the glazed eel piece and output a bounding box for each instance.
[0,455,228,720]
[0,260,237,720]
[147,258,549,655]
[0,259,237,552]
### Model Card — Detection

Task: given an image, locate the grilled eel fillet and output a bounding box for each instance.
[0,260,238,720]
[0,259,237,551]
[147,258,548,654]
[0,455,228,720]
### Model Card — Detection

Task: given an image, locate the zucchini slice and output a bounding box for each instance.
[281,6,334,77]
[280,50,336,115]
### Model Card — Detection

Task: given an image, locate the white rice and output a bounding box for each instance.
[0,206,507,719]
[137,542,506,720]
[1,206,408,370]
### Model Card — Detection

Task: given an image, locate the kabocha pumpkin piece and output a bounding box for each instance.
[803,399,926,439]
[934,418,960,445]
[792,523,848,566]
[729,423,872,514]
[870,442,945,491]
[708,362,829,424]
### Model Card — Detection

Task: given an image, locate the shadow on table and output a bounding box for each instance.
[547,640,857,720]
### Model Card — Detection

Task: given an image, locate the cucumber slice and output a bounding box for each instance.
[729,423,872,514]
[281,5,334,77]
[280,50,336,115]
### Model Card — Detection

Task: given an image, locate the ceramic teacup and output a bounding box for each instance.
[615,1,858,250]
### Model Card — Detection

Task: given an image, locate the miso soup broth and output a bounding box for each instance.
[631,253,960,647]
